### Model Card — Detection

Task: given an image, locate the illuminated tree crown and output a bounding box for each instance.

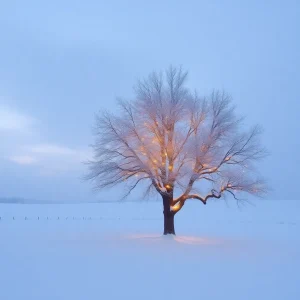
[87,67,267,214]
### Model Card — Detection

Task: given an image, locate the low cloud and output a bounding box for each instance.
[9,143,91,173]
[30,144,77,155]
[0,105,35,134]
[1,106,91,174]
[9,155,37,165]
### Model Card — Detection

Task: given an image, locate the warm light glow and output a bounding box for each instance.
[174,236,222,245]
[171,203,181,212]
[168,166,173,170]
[125,235,227,246]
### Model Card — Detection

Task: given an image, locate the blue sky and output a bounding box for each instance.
[0,0,299,202]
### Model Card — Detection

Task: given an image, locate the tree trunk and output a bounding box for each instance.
[163,211,175,235]
[162,194,175,235]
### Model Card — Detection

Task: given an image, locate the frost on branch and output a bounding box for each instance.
[86,67,267,210]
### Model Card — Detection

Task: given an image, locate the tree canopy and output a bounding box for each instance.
[87,66,267,213]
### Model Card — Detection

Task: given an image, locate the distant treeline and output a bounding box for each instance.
[0,198,161,204]
[0,197,56,204]
[0,197,41,204]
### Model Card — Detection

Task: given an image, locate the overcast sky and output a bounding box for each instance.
[0,0,299,202]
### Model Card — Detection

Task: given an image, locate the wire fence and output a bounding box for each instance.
[0,216,297,226]
[0,216,161,221]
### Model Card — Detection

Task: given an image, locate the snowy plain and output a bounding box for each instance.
[1,200,300,300]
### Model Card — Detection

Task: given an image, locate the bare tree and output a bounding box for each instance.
[86,66,267,235]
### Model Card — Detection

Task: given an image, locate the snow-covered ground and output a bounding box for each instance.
[1,200,300,300]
